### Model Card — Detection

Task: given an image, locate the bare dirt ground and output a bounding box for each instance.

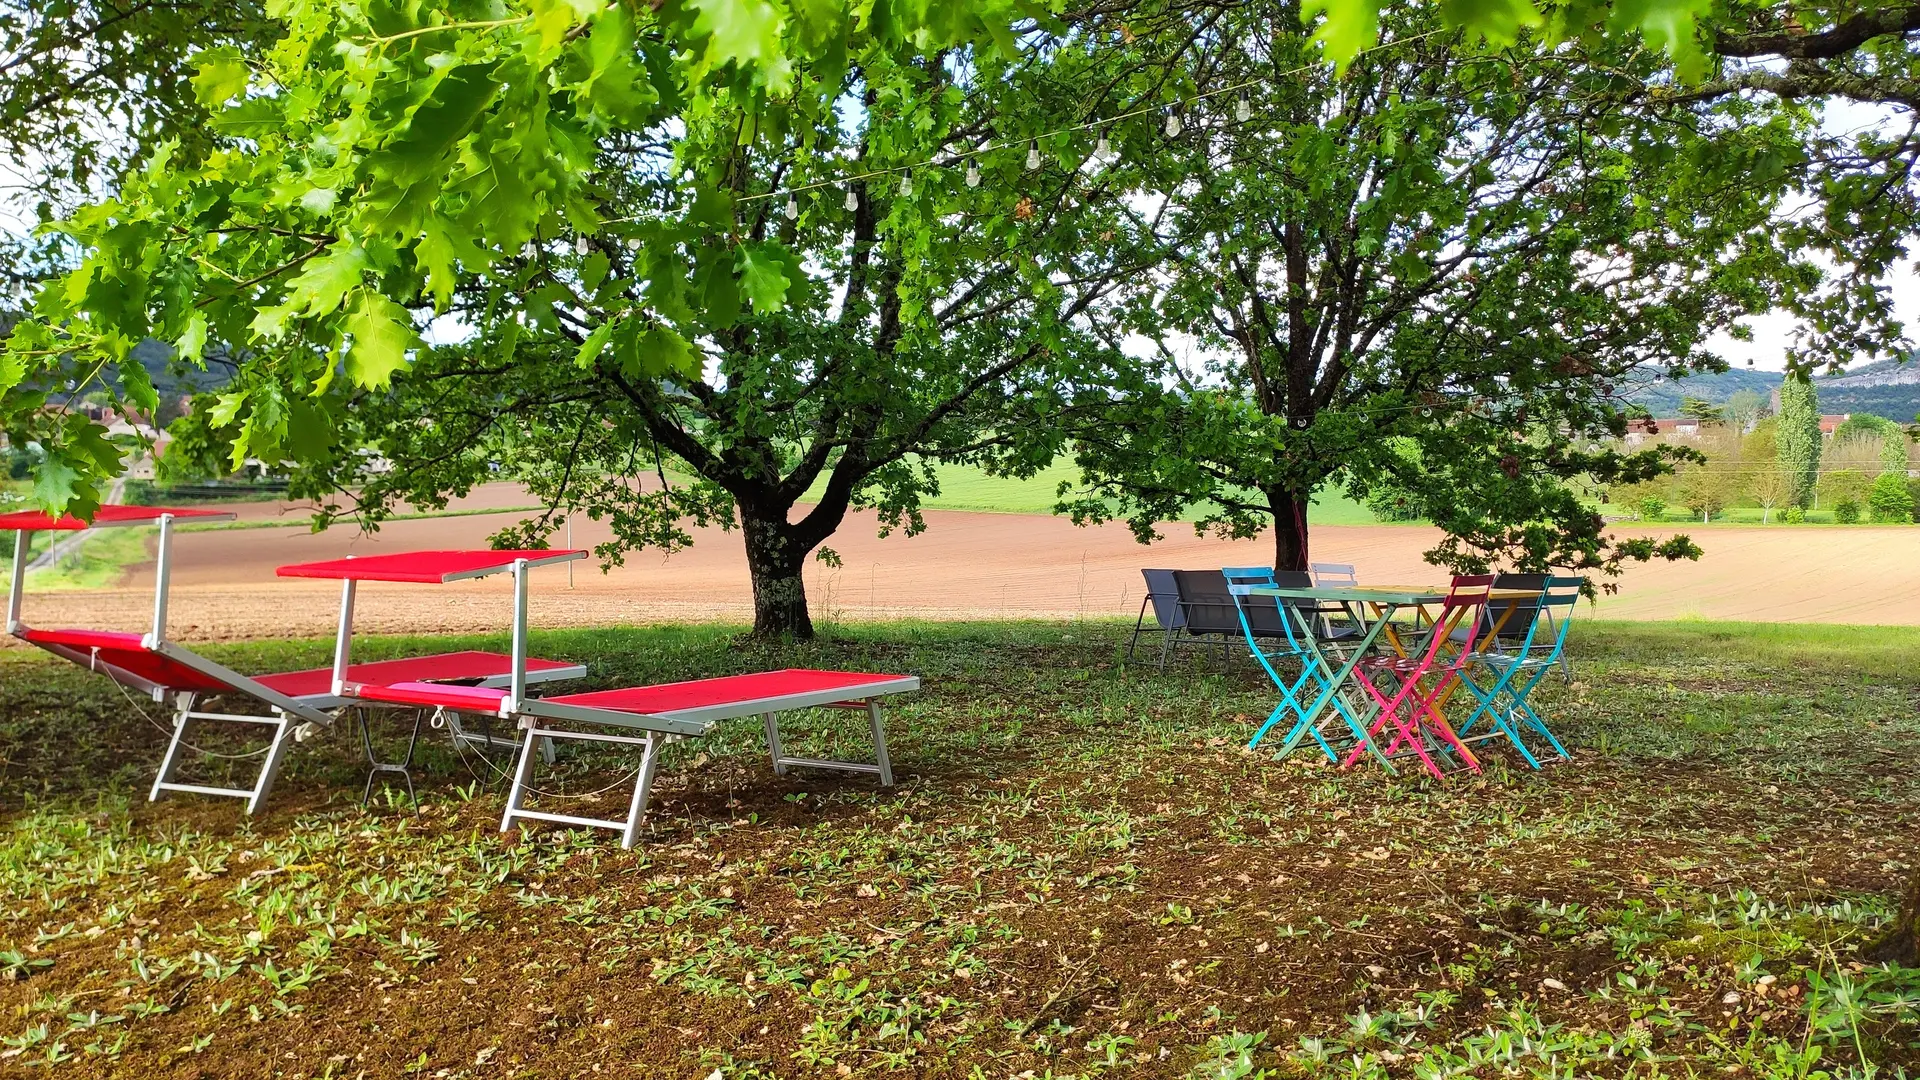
[8,482,1918,642]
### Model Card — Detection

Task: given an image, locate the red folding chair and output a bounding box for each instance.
[1341,575,1494,779]
[5,507,583,812]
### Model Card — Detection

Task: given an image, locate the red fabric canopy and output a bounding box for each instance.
[276,549,586,583]
[0,505,236,531]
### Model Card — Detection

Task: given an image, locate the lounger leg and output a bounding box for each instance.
[761,712,788,775]
[150,693,196,803]
[866,699,894,787]
[500,725,541,836]
[621,734,662,850]
[246,713,297,816]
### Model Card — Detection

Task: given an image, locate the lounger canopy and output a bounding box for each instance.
[0,505,236,530]
[277,549,584,583]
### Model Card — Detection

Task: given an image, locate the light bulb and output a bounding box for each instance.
[1094,136,1111,163]
[898,173,912,197]
[575,235,589,255]
[1026,142,1042,170]
[844,188,859,211]
[1235,97,1251,122]
[965,162,981,188]
[521,241,537,259]
[1165,112,1183,138]
[784,196,798,220]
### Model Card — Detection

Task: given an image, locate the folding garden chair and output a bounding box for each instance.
[1491,573,1575,682]
[1127,569,1186,669]
[1226,569,1370,762]
[1456,576,1582,766]
[1343,575,1494,779]
[1311,563,1359,588]
[1168,570,1247,665]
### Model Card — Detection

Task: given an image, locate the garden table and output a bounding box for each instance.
[1248,585,1536,771]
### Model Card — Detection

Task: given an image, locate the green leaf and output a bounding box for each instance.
[64,414,125,475]
[207,390,248,428]
[687,0,790,91]
[32,457,85,516]
[736,243,793,314]
[282,242,370,320]
[637,325,702,380]
[190,48,250,107]
[176,312,209,365]
[119,358,160,415]
[1610,0,1712,82]
[341,292,418,390]
[416,219,484,311]
[575,319,617,368]
[366,63,503,190]
[1440,0,1543,47]
[1303,0,1379,72]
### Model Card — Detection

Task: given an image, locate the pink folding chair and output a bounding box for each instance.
[1341,575,1494,779]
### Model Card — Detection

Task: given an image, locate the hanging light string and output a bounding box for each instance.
[730,28,1448,207]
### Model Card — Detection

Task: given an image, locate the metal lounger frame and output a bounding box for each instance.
[495,675,919,848]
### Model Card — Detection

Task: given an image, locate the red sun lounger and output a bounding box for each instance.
[4,508,585,813]
[350,667,919,848]
[276,549,590,801]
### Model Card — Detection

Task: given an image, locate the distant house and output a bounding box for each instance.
[1622,417,1711,446]
[1818,414,1851,437]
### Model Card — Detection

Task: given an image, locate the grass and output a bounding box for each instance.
[1626,505,1918,526]
[0,619,1915,1077]
[4,527,152,593]
[801,460,1386,525]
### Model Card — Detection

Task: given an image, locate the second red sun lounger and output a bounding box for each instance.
[350,668,920,848]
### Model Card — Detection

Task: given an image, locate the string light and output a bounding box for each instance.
[575,235,589,255]
[898,173,913,197]
[1094,135,1112,164]
[784,196,799,220]
[1026,141,1042,170]
[965,162,981,188]
[1164,111,1182,138]
[1235,97,1251,122]
[844,187,859,211]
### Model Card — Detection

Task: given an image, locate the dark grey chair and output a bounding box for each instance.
[1127,569,1186,665]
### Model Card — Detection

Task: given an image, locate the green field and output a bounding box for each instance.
[803,459,1385,525]
[1,619,1914,1076]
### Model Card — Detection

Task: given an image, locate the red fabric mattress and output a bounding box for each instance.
[253,651,577,698]
[17,628,233,692]
[547,669,910,715]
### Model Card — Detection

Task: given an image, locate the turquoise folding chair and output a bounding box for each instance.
[1456,576,1581,766]
[1223,567,1368,761]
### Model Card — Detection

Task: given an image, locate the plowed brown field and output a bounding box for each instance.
[9,483,1917,641]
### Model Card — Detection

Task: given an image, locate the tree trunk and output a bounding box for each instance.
[741,509,815,639]
[1269,488,1310,572]
[1866,870,1919,968]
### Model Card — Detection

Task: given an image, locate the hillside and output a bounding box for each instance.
[1625,357,1920,422]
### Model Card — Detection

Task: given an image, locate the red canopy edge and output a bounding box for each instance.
[276,549,587,584]
[0,505,238,532]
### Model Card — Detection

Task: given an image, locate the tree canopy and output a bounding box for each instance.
[1050,0,1793,576]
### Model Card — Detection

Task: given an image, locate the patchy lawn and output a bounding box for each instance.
[0,620,1916,1078]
